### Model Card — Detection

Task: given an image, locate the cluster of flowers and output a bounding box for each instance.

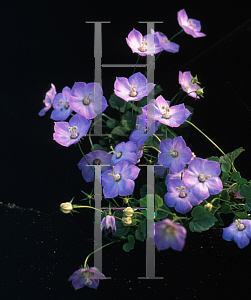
[39,8,251,291]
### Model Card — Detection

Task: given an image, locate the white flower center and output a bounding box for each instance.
[69,126,79,139]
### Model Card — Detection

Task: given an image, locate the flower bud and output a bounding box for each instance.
[122,216,132,226]
[60,202,73,214]
[204,203,213,212]
[123,207,134,217]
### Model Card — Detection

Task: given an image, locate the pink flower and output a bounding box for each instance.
[148,219,187,251]
[68,267,105,290]
[38,83,56,116]
[177,9,206,38]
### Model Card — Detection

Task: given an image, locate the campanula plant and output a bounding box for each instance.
[38,8,251,291]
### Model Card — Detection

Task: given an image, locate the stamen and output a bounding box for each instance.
[93,159,101,165]
[82,271,93,286]
[164,224,176,241]
[129,85,138,97]
[138,38,148,52]
[169,148,179,158]
[176,186,187,198]
[198,174,211,182]
[107,166,122,182]
[161,105,171,119]
[235,219,246,231]
[82,92,93,105]
[189,20,196,27]
[69,126,79,139]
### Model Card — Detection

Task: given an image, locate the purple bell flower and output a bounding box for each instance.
[114,72,155,102]
[38,83,56,116]
[69,82,107,120]
[68,267,105,290]
[50,86,73,121]
[126,28,163,56]
[148,218,187,251]
[129,106,159,147]
[177,9,206,38]
[151,29,179,53]
[182,157,223,200]
[158,136,193,173]
[53,113,91,147]
[179,71,202,99]
[101,215,116,235]
[101,160,140,198]
[164,179,203,214]
[222,219,251,249]
[154,163,167,178]
[78,150,112,182]
[111,141,138,166]
[150,95,191,127]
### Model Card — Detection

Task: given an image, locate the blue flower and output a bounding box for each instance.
[126,28,163,56]
[177,9,206,38]
[101,215,116,235]
[78,150,112,182]
[158,136,193,173]
[129,107,159,147]
[50,86,73,121]
[222,219,251,249]
[111,141,137,166]
[182,157,223,200]
[101,161,140,198]
[114,72,155,102]
[148,218,187,251]
[164,179,203,214]
[69,82,107,119]
[151,29,179,53]
[150,95,191,127]
[68,267,105,290]
[53,113,91,147]
[38,83,56,116]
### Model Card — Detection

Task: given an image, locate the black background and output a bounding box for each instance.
[1,0,251,299]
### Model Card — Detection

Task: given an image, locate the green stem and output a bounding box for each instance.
[102,113,113,121]
[170,90,183,105]
[133,55,141,75]
[144,145,161,153]
[185,120,237,172]
[84,240,118,269]
[165,126,176,138]
[77,143,95,173]
[153,134,161,143]
[169,29,184,42]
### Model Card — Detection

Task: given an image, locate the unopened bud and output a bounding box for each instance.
[204,203,213,212]
[122,217,132,226]
[60,202,73,214]
[123,207,134,217]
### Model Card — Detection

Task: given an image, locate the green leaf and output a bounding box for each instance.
[189,206,218,233]
[207,156,219,162]
[219,147,245,165]
[108,93,128,113]
[230,171,241,181]
[234,211,248,219]
[111,126,128,136]
[135,228,145,242]
[221,172,230,184]
[238,178,248,185]
[121,111,135,131]
[155,204,170,220]
[107,118,118,129]
[123,235,135,252]
[220,190,230,201]
[221,163,231,172]
[155,194,163,209]
[244,200,251,212]
[240,184,251,200]
[221,203,231,214]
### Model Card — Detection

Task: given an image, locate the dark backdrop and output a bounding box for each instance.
[0,0,250,299]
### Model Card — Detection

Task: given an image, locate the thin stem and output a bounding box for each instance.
[169,29,184,41]
[144,145,161,153]
[77,143,95,173]
[165,126,176,138]
[102,113,113,121]
[170,90,183,105]
[185,120,237,172]
[133,55,141,75]
[153,134,161,143]
[84,240,118,269]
